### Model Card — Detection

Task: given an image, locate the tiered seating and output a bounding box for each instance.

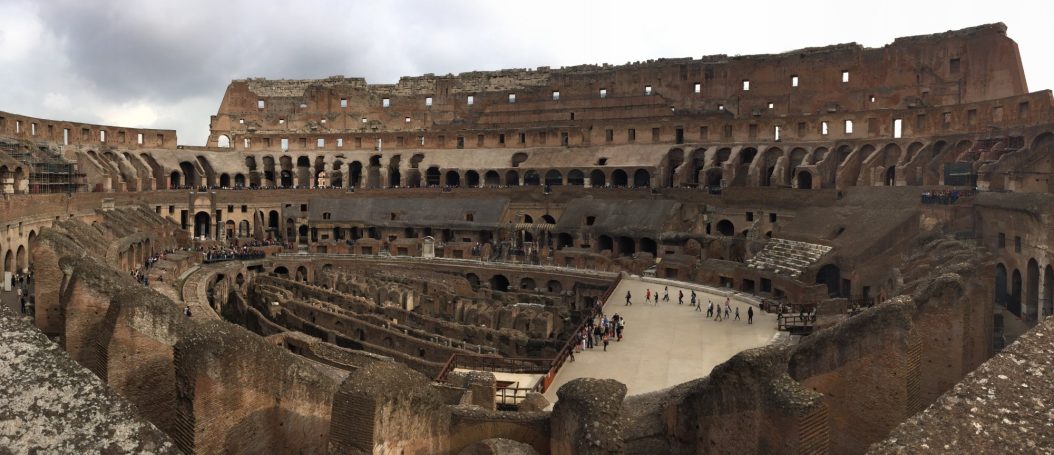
[745,238,832,278]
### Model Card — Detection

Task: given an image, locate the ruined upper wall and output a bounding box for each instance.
[211,23,1028,144]
[0,111,177,149]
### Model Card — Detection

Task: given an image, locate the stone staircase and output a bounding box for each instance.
[746,238,832,278]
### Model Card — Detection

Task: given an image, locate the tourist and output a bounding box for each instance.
[602,332,610,351]
[625,290,632,306]
[706,301,713,317]
[183,305,192,317]
[678,289,684,305]
[748,307,754,324]
[691,290,697,307]
[646,288,651,303]
[734,307,741,321]
[616,317,625,340]
[663,286,669,302]
[715,306,723,322]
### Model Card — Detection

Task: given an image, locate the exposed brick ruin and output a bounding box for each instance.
[1,22,1053,454]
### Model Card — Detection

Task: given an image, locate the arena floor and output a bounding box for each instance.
[543,277,779,403]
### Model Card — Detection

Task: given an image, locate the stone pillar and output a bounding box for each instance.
[550,378,627,455]
[583,177,591,188]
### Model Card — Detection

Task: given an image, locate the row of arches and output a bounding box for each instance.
[994,260,1054,322]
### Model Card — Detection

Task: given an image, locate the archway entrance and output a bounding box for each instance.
[193,212,211,239]
[796,171,812,189]
[816,264,842,297]
[884,166,896,186]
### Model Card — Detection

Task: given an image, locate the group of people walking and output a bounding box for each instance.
[625,286,755,324]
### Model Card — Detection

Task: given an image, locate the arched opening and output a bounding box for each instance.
[217,135,231,148]
[426,167,441,186]
[611,169,628,187]
[298,225,309,244]
[489,274,510,292]
[796,171,813,189]
[234,173,246,188]
[466,273,481,291]
[589,169,606,187]
[547,280,562,293]
[1010,269,1022,317]
[816,264,842,297]
[179,161,197,187]
[715,219,734,236]
[445,171,461,187]
[597,235,613,252]
[884,166,896,186]
[541,214,555,224]
[16,245,27,273]
[557,232,573,249]
[632,169,651,187]
[224,220,235,239]
[545,170,563,186]
[523,170,540,186]
[1027,259,1039,322]
[617,236,635,256]
[505,170,519,186]
[483,170,501,186]
[238,220,250,237]
[273,266,289,277]
[169,171,181,189]
[219,173,231,188]
[349,161,363,188]
[640,237,657,256]
[520,277,537,290]
[280,170,294,188]
[4,250,13,275]
[387,155,402,187]
[464,170,480,187]
[995,263,1008,309]
[567,169,585,185]
[193,212,211,238]
[296,266,308,282]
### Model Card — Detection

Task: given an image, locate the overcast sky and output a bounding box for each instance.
[0,0,1050,145]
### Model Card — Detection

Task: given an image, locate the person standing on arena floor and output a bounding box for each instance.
[748,306,754,324]
[663,286,669,302]
[678,290,684,305]
[625,290,632,306]
[691,290,697,307]
[734,307,741,321]
[646,288,651,303]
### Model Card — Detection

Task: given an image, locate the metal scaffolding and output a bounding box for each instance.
[0,141,87,194]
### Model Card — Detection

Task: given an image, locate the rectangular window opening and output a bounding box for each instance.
[508,93,516,103]
[340,98,348,108]
[425,97,432,107]
[821,121,829,135]
[693,82,701,93]
[382,98,390,108]
[844,120,854,135]
[317,138,325,148]
[791,75,799,87]
[599,88,607,98]
[552,91,560,101]
[841,70,849,83]
[893,119,903,138]
[644,85,652,96]
[467,95,474,105]
[742,80,750,91]
[257,99,265,109]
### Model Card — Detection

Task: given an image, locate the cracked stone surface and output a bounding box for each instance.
[0,305,178,454]
[869,317,1054,454]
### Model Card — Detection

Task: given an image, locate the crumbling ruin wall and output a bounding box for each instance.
[329,361,451,454]
[448,408,550,455]
[789,300,920,454]
[623,344,826,455]
[550,378,627,455]
[172,320,342,454]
